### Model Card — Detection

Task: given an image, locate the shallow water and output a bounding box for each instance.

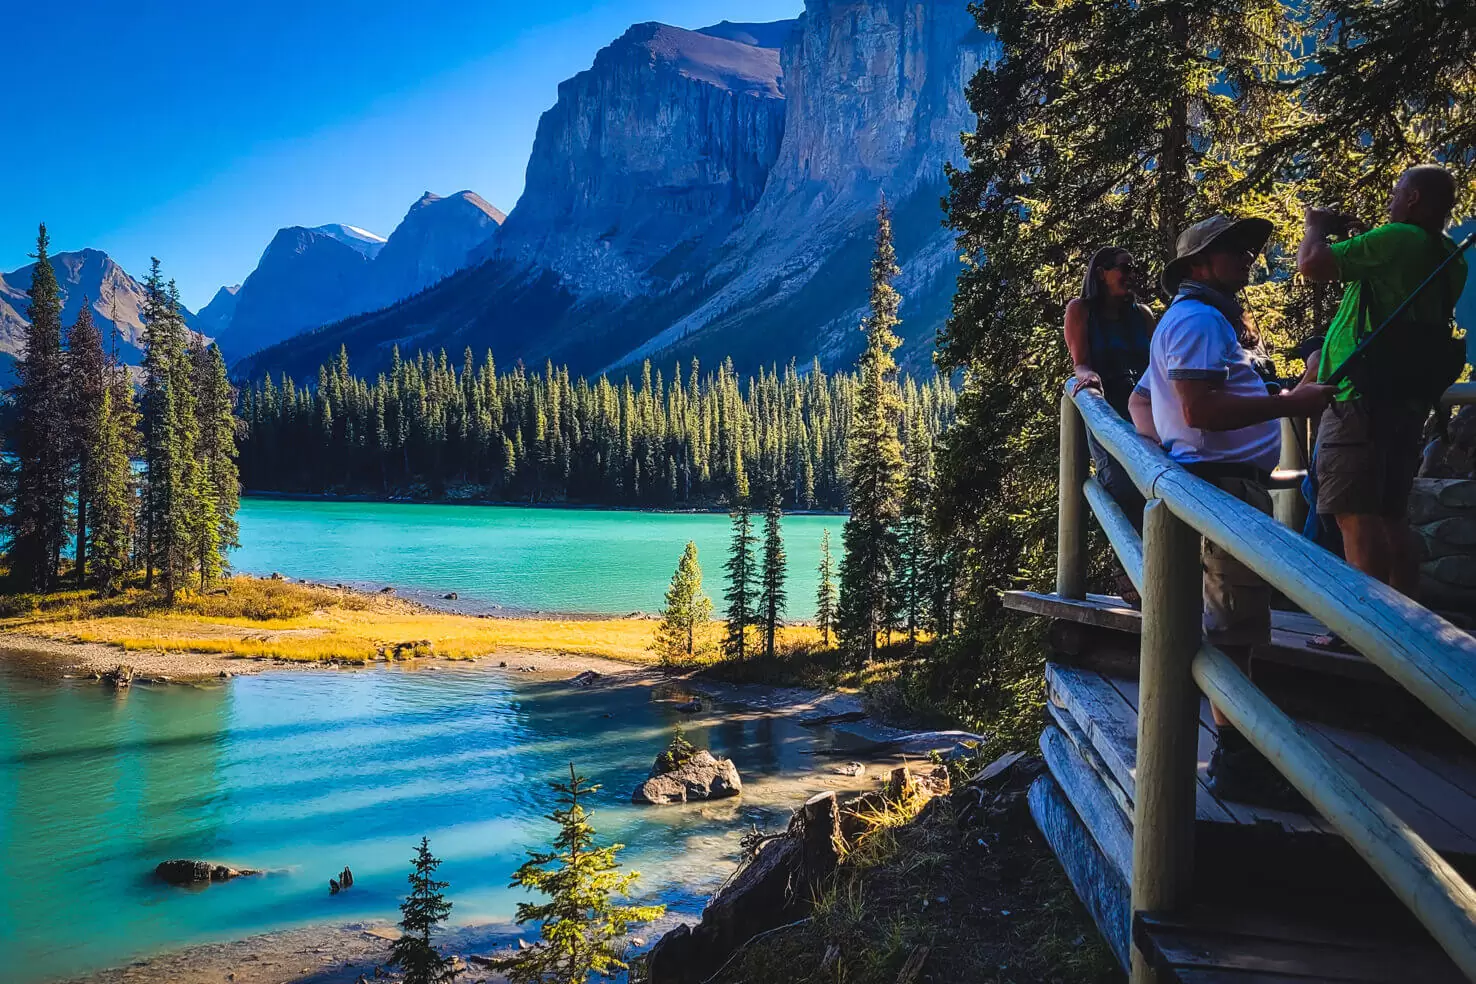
[1,664,862,983]
[232,498,843,616]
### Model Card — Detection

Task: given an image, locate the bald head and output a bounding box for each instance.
[1390,165,1457,229]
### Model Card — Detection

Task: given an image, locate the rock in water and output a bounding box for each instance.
[341,866,353,888]
[155,860,262,885]
[329,877,341,895]
[570,670,602,687]
[634,749,742,805]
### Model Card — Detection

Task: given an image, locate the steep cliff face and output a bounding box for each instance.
[630,0,987,369]
[494,22,790,296]
[238,3,984,382]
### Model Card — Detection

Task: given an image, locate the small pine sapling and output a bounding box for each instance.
[391,837,460,984]
[497,764,664,983]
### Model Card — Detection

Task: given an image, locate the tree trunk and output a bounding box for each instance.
[75,489,87,588]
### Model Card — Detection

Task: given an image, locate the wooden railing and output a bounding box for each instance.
[1057,382,1476,983]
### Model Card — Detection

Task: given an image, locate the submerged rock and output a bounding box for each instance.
[155,860,262,885]
[634,749,742,805]
[570,670,602,687]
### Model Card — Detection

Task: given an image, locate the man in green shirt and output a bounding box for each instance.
[1297,166,1466,618]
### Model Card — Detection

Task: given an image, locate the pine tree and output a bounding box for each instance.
[896,436,935,647]
[90,373,136,595]
[390,838,459,984]
[6,225,70,592]
[66,304,108,586]
[837,199,906,664]
[815,529,837,647]
[758,493,787,660]
[723,499,758,660]
[192,342,239,587]
[652,541,712,665]
[496,765,664,984]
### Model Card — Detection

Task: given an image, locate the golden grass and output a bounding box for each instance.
[0,576,823,666]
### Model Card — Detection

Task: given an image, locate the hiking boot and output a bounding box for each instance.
[1207,729,1311,813]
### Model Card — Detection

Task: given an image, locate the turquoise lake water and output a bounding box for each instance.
[1,664,862,983]
[233,498,844,617]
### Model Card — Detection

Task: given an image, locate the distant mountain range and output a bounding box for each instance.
[8,2,983,381]
[233,1,988,382]
[213,192,505,360]
[0,249,203,368]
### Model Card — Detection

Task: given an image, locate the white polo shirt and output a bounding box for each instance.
[1136,298,1281,471]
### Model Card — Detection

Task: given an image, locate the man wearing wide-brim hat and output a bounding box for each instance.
[1128,215,1335,806]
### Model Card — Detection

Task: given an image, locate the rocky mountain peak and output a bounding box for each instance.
[697,20,799,50]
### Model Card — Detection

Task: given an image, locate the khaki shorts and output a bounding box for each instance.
[1203,476,1273,647]
[1316,400,1425,518]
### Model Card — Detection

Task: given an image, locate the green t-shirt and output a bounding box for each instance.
[1317,222,1468,401]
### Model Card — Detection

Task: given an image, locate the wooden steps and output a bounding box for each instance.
[1032,661,1476,981]
[1134,909,1467,983]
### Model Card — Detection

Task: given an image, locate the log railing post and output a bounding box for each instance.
[1273,416,1309,531]
[1058,393,1090,599]
[1131,499,1202,984]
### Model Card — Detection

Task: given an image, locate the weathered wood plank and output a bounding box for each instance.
[1005,590,1143,633]
[1029,772,1132,972]
[1304,724,1476,856]
[1192,645,1476,980]
[1135,910,1466,983]
[1008,589,1395,684]
[1109,676,1330,834]
[1041,724,1135,882]
[1049,664,1237,824]
[1047,700,1137,824]
[1036,727,1133,970]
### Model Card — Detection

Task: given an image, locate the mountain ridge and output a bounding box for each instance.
[234,2,985,382]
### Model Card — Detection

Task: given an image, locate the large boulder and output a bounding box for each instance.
[155,860,261,885]
[633,749,742,805]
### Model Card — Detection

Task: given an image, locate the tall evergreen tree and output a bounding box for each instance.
[758,493,787,660]
[837,199,906,664]
[90,373,136,595]
[66,304,108,586]
[139,259,171,590]
[896,435,935,647]
[652,541,712,665]
[192,342,239,587]
[815,529,837,647]
[6,225,70,591]
[723,499,758,660]
[390,838,459,984]
[496,765,663,984]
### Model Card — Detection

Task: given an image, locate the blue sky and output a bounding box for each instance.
[1,0,801,311]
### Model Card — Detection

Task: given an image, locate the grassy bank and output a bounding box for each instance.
[0,576,826,666]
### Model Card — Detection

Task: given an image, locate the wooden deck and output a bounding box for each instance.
[1021,591,1476,982]
[1005,591,1394,684]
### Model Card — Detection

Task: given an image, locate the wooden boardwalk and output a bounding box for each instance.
[1033,647,1476,981]
[1011,383,1476,982]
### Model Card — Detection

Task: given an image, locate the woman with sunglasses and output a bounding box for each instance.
[1063,247,1156,604]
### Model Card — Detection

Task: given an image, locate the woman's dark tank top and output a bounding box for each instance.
[1087,303,1150,416]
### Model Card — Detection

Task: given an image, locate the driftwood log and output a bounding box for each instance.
[644,765,950,984]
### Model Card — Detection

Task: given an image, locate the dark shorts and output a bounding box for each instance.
[1315,401,1425,518]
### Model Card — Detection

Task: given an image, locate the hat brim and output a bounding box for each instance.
[1161,217,1275,295]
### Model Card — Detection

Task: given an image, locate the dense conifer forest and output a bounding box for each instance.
[235,350,956,509]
